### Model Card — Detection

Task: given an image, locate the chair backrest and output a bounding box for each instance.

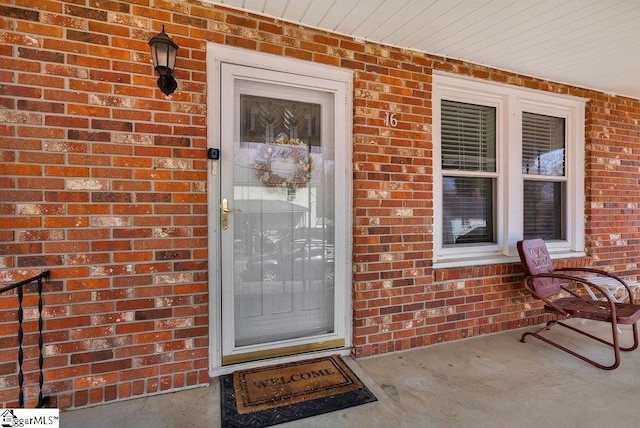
[516,239,561,298]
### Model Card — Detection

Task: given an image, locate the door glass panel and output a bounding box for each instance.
[232,89,335,347]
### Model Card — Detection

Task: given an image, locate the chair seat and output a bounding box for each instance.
[545,297,640,324]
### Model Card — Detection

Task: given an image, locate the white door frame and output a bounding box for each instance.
[206,44,354,375]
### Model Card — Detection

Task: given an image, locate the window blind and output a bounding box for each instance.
[522,112,565,176]
[441,100,496,172]
[442,176,494,244]
[523,181,564,240]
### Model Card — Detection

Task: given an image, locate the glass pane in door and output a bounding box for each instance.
[231,88,335,347]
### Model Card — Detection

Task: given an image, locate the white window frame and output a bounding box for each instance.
[433,73,586,268]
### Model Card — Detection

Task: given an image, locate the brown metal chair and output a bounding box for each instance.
[517,238,640,369]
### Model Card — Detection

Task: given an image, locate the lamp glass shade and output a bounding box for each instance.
[149,28,178,74]
[166,43,177,70]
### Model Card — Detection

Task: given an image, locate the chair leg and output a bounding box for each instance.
[620,322,639,352]
[519,319,640,370]
[520,320,556,343]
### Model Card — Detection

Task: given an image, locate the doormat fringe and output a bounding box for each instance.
[220,355,377,427]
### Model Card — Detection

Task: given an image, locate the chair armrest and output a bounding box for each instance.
[524,272,618,317]
[556,267,636,304]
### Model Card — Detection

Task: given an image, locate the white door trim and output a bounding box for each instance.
[206,44,353,375]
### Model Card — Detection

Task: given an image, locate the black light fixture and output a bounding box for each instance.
[148,25,179,96]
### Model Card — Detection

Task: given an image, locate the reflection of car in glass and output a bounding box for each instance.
[455,226,489,243]
[442,177,492,244]
[240,239,334,282]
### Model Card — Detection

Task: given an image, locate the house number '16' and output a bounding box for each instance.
[384,112,398,127]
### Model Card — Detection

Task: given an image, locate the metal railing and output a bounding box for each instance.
[0,271,51,408]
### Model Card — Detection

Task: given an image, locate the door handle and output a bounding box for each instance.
[221,198,241,230]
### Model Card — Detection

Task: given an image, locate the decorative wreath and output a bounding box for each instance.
[254,137,313,195]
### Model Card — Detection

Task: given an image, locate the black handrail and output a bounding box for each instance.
[1,271,51,408]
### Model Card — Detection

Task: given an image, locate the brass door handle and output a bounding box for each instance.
[221,198,240,230]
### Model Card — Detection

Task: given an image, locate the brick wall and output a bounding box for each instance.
[1,0,639,409]
[0,0,211,409]
[585,95,640,272]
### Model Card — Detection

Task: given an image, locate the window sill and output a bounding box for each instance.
[433,249,587,269]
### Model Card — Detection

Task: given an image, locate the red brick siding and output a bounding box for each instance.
[1,0,639,409]
[585,95,640,272]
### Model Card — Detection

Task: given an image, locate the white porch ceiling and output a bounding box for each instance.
[210,0,640,100]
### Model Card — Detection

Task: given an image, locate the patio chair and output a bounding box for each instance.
[517,238,640,369]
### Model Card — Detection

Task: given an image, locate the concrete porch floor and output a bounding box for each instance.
[61,321,640,427]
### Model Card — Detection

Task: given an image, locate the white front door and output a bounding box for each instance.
[209,48,352,367]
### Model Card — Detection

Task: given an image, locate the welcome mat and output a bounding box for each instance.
[220,355,377,427]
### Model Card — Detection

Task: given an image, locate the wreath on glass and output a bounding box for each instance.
[254,137,313,197]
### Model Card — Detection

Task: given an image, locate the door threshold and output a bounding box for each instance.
[209,347,351,378]
[223,338,345,366]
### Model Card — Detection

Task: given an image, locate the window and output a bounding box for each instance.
[522,112,566,240]
[433,74,585,267]
[441,101,496,245]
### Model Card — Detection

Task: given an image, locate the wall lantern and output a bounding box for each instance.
[148,26,179,96]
